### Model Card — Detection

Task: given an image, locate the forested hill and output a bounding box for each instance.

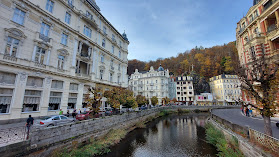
[128,41,238,80]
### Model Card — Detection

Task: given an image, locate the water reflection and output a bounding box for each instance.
[100,114,217,157]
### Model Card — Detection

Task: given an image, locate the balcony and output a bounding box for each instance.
[267,24,277,33]
[3,54,17,62]
[82,14,98,29]
[39,33,50,42]
[263,0,278,12]
[150,83,154,86]
[34,62,46,69]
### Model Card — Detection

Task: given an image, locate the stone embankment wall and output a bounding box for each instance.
[1,108,162,157]
[210,112,273,157]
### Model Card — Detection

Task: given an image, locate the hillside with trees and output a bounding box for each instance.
[128,41,238,80]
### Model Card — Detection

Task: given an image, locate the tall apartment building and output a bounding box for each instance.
[236,0,279,103]
[175,76,194,104]
[0,0,129,120]
[129,65,170,105]
[209,74,241,105]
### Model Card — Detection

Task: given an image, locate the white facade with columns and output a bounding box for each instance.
[0,0,129,120]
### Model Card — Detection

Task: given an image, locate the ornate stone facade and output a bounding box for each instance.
[0,0,129,120]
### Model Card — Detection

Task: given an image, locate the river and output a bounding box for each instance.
[100,113,218,157]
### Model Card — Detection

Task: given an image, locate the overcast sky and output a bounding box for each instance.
[97,0,252,61]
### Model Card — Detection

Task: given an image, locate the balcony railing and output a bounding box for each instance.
[83,14,98,29]
[263,0,278,12]
[3,54,17,62]
[267,24,277,33]
[34,62,46,69]
[39,34,50,42]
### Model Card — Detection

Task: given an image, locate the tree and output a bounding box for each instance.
[172,98,177,103]
[151,96,158,106]
[136,95,148,107]
[86,87,102,114]
[235,53,279,136]
[104,87,137,110]
[162,97,170,105]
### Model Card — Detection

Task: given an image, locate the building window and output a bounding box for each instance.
[46,0,54,13]
[177,82,179,85]
[189,86,192,89]
[22,90,41,112]
[110,59,114,70]
[65,12,71,24]
[103,26,107,35]
[118,63,121,71]
[51,80,63,89]
[112,46,114,54]
[102,39,106,47]
[0,72,16,85]
[5,37,19,57]
[57,55,65,69]
[100,70,104,80]
[0,88,13,113]
[83,25,92,38]
[12,8,25,25]
[69,83,78,91]
[109,73,113,82]
[101,54,104,63]
[117,75,120,84]
[68,93,77,109]
[68,0,73,6]
[49,92,62,110]
[61,33,68,45]
[112,34,115,41]
[118,51,121,58]
[40,22,50,37]
[250,46,255,58]
[35,46,46,64]
[119,41,122,48]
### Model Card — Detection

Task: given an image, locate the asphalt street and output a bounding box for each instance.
[212,109,279,139]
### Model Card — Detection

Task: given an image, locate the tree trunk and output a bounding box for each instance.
[263,116,273,136]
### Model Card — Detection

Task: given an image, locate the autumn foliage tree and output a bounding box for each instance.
[162,97,170,105]
[136,95,148,107]
[235,53,279,136]
[104,87,138,110]
[151,96,158,106]
[86,87,102,114]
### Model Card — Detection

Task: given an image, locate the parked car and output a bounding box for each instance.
[38,115,74,127]
[76,111,91,120]
[105,108,113,116]
[276,122,279,128]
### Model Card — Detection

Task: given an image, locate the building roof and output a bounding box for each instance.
[158,64,164,71]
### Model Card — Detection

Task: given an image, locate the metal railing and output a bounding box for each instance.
[39,33,50,42]
[267,24,277,33]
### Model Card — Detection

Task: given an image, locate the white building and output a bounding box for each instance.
[0,0,129,120]
[175,76,194,104]
[194,93,213,106]
[209,74,242,105]
[129,65,170,105]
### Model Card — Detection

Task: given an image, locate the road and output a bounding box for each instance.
[212,109,279,139]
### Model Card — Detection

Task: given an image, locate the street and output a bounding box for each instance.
[212,109,279,139]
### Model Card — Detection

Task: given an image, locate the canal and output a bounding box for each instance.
[101,113,218,157]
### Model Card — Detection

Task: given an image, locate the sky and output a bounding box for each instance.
[97,0,252,62]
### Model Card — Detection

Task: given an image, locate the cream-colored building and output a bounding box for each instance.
[175,76,194,104]
[129,65,170,105]
[0,0,129,120]
[209,74,241,105]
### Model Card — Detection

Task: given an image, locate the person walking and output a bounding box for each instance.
[59,109,63,115]
[26,115,34,139]
[78,109,81,115]
[72,109,77,119]
[66,110,70,117]
[246,107,250,117]
[249,108,253,117]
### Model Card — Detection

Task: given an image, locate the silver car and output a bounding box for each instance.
[37,115,74,127]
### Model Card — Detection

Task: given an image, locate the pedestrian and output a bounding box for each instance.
[67,110,70,117]
[78,109,81,114]
[246,107,250,117]
[59,109,63,115]
[84,108,87,113]
[249,108,253,117]
[72,109,77,119]
[26,115,34,139]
